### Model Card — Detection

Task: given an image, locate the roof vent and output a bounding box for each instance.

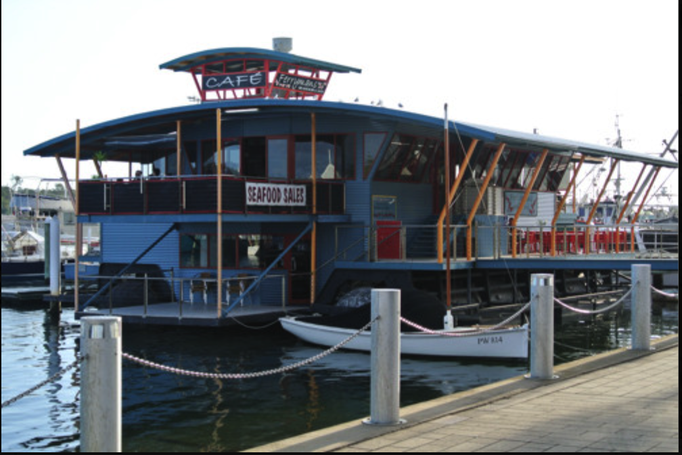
[273,37,292,53]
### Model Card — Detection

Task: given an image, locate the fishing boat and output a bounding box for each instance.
[21,38,678,326]
[279,316,528,359]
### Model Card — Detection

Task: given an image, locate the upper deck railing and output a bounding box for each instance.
[78,176,344,216]
[333,222,679,264]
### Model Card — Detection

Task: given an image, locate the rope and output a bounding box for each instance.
[400,301,530,337]
[122,316,378,379]
[554,288,632,315]
[2,357,80,409]
[651,285,679,299]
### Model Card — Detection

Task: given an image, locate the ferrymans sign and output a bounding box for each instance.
[274,73,327,95]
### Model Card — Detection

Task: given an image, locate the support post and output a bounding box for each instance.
[74,119,81,312]
[511,149,548,258]
[216,109,223,316]
[529,274,555,380]
[631,264,651,351]
[364,289,404,426]
[81,317,122,452]
[551,155,585,256]
[310,112,317,304]
[466,143,505,260]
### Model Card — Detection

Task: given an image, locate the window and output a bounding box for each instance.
[363,133,386,178]
[268,138,288,179]
[223,140,241,175]
[295,134,355,180]
[183,141,199,175]
[180,233,288,269]
[374,134,441,182]
[202,140,218,175]
[180,234,209,268]
[243,137,266,177]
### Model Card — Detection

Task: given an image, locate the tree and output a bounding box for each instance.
[1,186,11,214]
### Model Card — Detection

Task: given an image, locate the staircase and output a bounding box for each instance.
[406,215,439,259]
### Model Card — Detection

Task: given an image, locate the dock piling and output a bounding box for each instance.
[631,264,652,351]
[529,274,555,380]
[364,289,404,426]
[81,316,122,452]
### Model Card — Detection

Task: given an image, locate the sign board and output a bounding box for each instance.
[246,182,306,206]
[274,73,327,95]
[504,191,538,216]
[202,71,267,91]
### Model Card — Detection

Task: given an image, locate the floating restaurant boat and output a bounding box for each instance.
[23,38,678,326]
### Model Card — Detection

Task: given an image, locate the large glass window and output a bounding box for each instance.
[268,138,288,179]
[183,141,199,175]
[180,234,209,268]
[202,139,218,175]
[295,134,355,180]
[363,133,386,178]
[243,137,266,177]
[374,134,442,182]
[375,134,413,180]
[223,140,241,175]
[180,233,289,269]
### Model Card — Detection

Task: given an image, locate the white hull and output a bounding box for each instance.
[280,317,529,359]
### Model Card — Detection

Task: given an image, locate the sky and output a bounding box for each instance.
[1,0,679,204]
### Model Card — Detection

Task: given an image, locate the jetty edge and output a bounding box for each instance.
[245,333,678,452]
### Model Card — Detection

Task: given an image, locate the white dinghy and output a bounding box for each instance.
[279,316,529,359]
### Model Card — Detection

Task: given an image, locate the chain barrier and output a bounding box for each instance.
[554,288,632,315]
[2,357,80,409]
[122,316,378,379]
[651,285,679,299]
[400,301,531,337]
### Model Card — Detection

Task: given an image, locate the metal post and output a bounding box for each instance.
[529,274,555,380]
[631,264,651,351]
[364,289,404,426]
[81,317,122,452]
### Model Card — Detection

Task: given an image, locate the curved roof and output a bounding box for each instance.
[24,99,678,169]
[159,47,362,74]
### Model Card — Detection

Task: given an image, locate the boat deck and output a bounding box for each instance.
[77,302,310,327]
[336,252,678,271]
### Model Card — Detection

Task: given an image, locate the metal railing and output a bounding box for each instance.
[333,221,679,263]
[78,175,345,216]
[76,272,288,319]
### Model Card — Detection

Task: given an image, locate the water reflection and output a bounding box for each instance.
[1,299,678,452]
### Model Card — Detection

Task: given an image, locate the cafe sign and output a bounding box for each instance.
[202,71,267,91]
[246,182,306,206]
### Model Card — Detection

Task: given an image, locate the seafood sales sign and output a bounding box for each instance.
[246,182,306,206]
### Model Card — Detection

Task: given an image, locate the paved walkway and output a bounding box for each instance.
[248,336,678,452]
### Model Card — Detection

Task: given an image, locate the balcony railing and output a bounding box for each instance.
[78,176,345,216]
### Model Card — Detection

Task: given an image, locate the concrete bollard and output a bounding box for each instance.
[529,274,555,380]
[363,289,404,426]
[48,216,61,296]
[631,264,652,351]
[81,317,122,452]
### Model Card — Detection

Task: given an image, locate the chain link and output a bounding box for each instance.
[2,357,80,409]
[400,301,530,337]
[122,316,378,379]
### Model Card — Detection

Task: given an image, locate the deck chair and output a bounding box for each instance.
[190,272,212,304]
